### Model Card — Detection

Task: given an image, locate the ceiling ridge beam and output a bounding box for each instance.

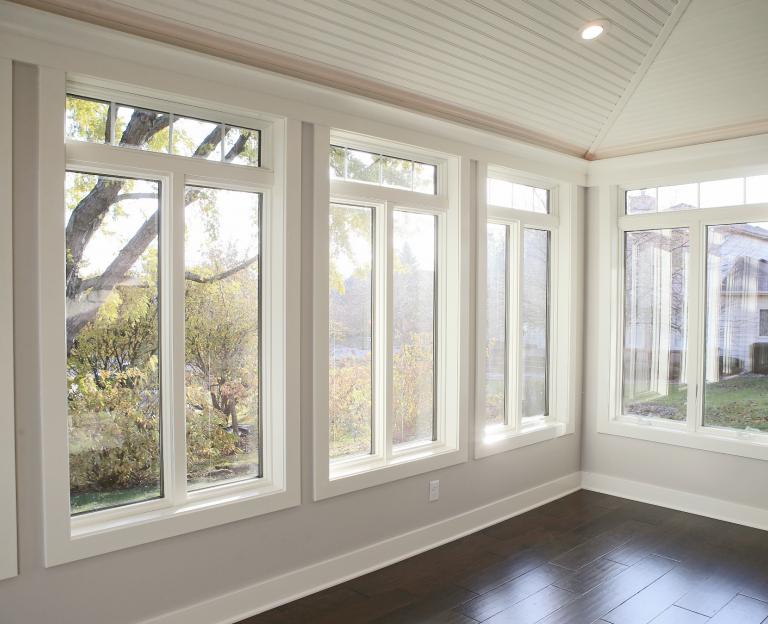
[584,0,692,161]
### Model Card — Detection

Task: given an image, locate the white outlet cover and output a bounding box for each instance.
[429,480,439,502]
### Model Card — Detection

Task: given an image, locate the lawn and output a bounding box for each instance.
[625,375,768,432]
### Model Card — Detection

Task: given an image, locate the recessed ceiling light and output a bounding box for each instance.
[579,20,608,40]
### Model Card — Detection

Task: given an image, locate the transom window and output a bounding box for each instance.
[315,129,466,500]
[615,177,768,451]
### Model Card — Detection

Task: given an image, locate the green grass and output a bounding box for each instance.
[626,375,768,431]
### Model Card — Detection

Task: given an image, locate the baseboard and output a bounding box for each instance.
[582,471,768,532]
[141,472,582,624]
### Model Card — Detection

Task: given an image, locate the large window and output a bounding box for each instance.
[315,129,466,499]
[477,166,577,457]
[606,176,768,459]
[41,81,298,565]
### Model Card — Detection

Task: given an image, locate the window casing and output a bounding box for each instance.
[314,128,468,500]
[475,165,577,458]
[602,176,768,460]
[40,76,299,565]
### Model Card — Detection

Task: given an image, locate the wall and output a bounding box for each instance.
[582,187,768,511]
[0,47,583,624]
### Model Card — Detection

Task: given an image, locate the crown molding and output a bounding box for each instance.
[9,0,587,158]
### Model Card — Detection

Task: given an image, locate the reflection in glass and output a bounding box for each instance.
[486,224,508,427]
[65,172,162,514]
[185,186,262,491]
[393,211,436,447]
[329,204,374,459]
[522,229,550,420]
[704,223,768,432]
[622,229,689,421]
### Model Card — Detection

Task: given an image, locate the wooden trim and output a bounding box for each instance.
[9,0,587,158]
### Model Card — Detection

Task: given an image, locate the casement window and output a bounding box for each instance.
[314,129,468,499]
[601,175,768,460]
[475,165,578,457]
[40,77,299,565]
[0,57,17,582]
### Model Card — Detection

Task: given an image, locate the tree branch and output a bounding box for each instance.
[185,254,259,284]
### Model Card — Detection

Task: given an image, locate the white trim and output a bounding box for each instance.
[39,70,301,566]
[0,56,17,582]
[582,472,768,532]
[140,472,582,624]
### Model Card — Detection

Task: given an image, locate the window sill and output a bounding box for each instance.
[315,443,466,501]
[48,480,299,567]
[598,418,768,462]
[474,422,568,459]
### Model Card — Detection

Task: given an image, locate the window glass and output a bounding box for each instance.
[65,171,162,514]
[413,162,437,194]
[487,178,549,214]
[486,223,508,427]
[347,148,381,185]
[223,126,260,166]
[66,95,110,144]
[658,184,698,212]
[381,156,413,190]
[625,188,658,215]
[622,229,690,422]
[746,176,768,204]
[172,116,221,160]
[522,228,550,420]
[700,178,744,209]
[115,104,170,153]
[393,211,436,447]
[329,204,374,459]
[761,310,768,338]
[329,145,437,194]
[184,187,262,491]
[626,176,768,213]
[704,223,768,433]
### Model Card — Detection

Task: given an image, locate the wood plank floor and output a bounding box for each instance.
[240,491,768,624]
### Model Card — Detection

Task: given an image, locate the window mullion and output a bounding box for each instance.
[686,219,705,434]
[510,221,523,433]
[379,201,393,461]
[167,173,187,503]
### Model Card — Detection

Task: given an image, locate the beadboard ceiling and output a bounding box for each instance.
[11,0,768,160]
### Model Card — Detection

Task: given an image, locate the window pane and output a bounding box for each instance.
[746,175,768,204]
[487,178,548,214]
[658,184,698,212]
[172,116,221,160]
[329,204,374,459]
[347,148,381,184]
[413,162,437,195]
[329,145,345,180]
[223,126,260,166]
[486,223,507,427]
[626,188,658,214]
[700,178,744,208]
[522,229,550,420]
[622,229,689,422]
[704,223,768,432]
[381,156,413,190]
[66,95,110,143]
[115,104,170,153]
[393,211,436,447]
[65,172,161,515]
[185,187,262,491]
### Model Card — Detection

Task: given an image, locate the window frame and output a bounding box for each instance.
[39,71,300,566]
[474,163,578,458]
[0,56,18,582]
[600,177,768,461]
[313,127,469,500]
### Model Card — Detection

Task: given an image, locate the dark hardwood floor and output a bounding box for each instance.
[240,491,768,624]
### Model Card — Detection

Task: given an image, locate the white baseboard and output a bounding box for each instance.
[141,472,582,624]
[582,471,768,532]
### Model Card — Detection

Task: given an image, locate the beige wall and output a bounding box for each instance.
[0,64,582,624]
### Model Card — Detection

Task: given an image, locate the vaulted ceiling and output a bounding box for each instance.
[13,0,768,160]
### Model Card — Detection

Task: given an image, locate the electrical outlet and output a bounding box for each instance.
[429,479,440,502]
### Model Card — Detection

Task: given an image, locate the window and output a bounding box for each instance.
[329,144,437,194]
[603,176,768,460]
[315,129,466,499]
[477,165,578,457]
[0,57,17,581]
[41,80,298,565]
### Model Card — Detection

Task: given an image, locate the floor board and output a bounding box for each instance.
[238,491,768,624]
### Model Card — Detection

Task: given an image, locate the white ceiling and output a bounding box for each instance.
[14,0,768,159]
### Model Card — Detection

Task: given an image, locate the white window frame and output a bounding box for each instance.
[475,163,579,458]
[313,127,469,500]
[598,176,768,461]
[0,56,18,582]
[39,70,300,566]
